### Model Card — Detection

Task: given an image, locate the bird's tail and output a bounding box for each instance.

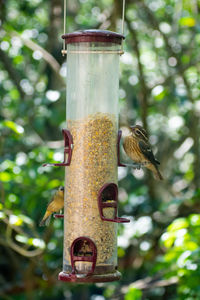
[154,169,163,180]
[147,164,163,180]
[154,165,163,180]
[39,214,51,226]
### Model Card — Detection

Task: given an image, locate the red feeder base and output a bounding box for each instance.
[58,271,121,283]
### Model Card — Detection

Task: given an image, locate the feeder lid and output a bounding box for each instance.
[62,29,124,45]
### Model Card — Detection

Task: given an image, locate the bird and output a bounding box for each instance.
[123,125,163,180]
[40,186,64,226]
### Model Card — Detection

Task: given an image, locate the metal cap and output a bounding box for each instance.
[62,29,125,45]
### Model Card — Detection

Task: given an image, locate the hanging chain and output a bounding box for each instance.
[61,0,126,56]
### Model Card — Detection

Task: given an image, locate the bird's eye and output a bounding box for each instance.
[135,130,140,136]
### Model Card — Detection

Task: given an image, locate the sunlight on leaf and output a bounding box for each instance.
[0,172,12,182]
[0,211,6,219]
[167,218,189,232]
[161,232,176,248]
[125,286,142,300]
[9,215,23,226]
[1,120,24,134]
[28,238,45,249]
[179,17,196,27]
[15,234,28,244]
[19,214,33,225]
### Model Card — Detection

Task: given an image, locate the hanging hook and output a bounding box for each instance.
[61,0,126,56]
[62,0,67,56]
[120,0,126,55]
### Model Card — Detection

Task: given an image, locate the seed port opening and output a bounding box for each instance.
[101,184,117,202]
[43,129,73,167]
[70,237,97,277]
[98,183,130,223]
[73,239,93,257]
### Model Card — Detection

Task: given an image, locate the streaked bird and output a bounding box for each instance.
[40,186,64,226]
[123,125,163,180]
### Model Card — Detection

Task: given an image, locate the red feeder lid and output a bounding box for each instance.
[62,29,125,45]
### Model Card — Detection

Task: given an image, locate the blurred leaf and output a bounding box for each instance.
[118,247,125,258]
[9,214,23,226]
[0,172,12,182]
[0,211,6,219]
[1,120,24,134]
[179,17,196,27]
[167,218,189,232]
[125,286,142,300]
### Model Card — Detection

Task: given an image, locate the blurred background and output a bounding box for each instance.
[1,0,200,299]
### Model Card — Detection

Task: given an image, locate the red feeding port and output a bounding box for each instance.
[43,129,73,167]
[58,237,98,282]
[54,214,64,219]
[98,183,130,223]
[70,237,97,276]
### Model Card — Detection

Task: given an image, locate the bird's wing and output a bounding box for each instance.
[139,140,160,165]
[48,193,64,212]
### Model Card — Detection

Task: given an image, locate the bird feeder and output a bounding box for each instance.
[48,30,129,283]
[43,1,130,284]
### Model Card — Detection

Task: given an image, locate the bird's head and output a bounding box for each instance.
[59,186,64,192]
[130,125,148,141]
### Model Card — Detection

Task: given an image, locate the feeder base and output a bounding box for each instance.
[58,271,121,283]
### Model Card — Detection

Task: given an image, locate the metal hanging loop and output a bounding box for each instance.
[61,0,126,56]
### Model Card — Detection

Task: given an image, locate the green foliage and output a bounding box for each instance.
[0,0,200,299]
[125,286,142,300]
[158,214,200,299]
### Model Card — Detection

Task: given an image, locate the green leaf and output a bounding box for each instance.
[155,89,167,101]
[189,214,200,226]
[161,232,176,248]
[179,17,196,27]
[1,120,24,135]
[13,55,23,64]
[9,88,20,100]
[118,247,125,258]
[9,214,23,226]
[28,238,45,249]
[15,234,29,244]
[167,218,189,232]
[0,211,6,219]
[125,286,142,300]
[0,172,12,182]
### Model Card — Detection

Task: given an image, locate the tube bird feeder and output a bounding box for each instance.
[58,30,130,283]
[44,30,130,282]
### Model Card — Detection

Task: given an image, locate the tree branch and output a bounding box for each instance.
[126,19,149,132]
[11,31,62,79]
[0,238,44,258]
[0,48,26,99]
[122,276,178,292]
[111,275,178,299]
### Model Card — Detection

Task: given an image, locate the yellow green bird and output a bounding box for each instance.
[40,186,64,226]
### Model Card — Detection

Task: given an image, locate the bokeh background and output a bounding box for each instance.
[1,0,200,299]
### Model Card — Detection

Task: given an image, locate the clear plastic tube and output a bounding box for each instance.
[62,37,121,280]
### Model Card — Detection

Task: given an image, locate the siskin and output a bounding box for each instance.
[123,125,163,180]
[40,186,64,226]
